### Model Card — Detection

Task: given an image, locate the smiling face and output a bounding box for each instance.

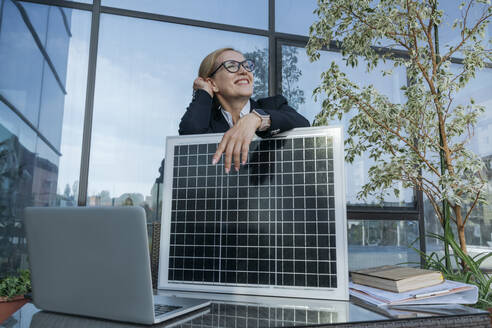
[208,50,254,100]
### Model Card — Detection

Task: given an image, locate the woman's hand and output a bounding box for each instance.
[212,113,261,173]
[193,77,214,97]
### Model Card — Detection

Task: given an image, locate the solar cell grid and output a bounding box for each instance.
[168,302,339,328]
[168,135,338,289]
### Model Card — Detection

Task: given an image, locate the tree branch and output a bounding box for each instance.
[463,190,481,226]
[336,85,442,177]
[440,5,492,65]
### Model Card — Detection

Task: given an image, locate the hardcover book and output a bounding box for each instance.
[350,265,444,293]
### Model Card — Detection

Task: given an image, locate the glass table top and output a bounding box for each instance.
[2,290,489,328]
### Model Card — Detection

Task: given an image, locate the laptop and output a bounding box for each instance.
[24,206,211,325]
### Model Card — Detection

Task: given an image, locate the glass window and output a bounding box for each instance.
[275,0,317,36]
[0,0,45,125]
[293,1,404,49]
[438,1,491,60]
[465,66,492,250]
[101,0,268,30]
[0,4,90,276]
[21,3,71,84]
[38,61,66,150]
[54,9,91,206]
[0,105,37,276]
[425,65,492,251]
[88,14,268,222]
[348,220,420,270]
[281,45,414,206]
[45,6,72,86]
[32,140,60,207]
[19,2,50,45]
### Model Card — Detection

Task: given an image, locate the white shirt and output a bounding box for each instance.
[220,100,250,128]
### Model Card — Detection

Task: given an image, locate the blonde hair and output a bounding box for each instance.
[198,47,239,78]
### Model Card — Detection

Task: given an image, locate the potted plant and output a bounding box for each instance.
[0,270,31,322]
[307,0,492,309]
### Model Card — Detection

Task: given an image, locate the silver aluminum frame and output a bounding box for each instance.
[158,126,348,300]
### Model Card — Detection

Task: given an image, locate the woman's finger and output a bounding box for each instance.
[241,139,250,165]
[224,138,236,173]
[213,134,229,164]
[233,140,242,172]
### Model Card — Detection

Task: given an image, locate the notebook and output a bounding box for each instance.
[24,206,210,325]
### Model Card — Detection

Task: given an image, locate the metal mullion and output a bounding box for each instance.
[417,188,426,266]
[348,204,419,212]
[274,33,309,45]
[274,38,282,96]
[268,0,276,96]
[276,34,413,62]
[18,0,92,11]
[347,210,420,221]
[0,0,5,35]
[77,0,100,206]
[276,37,343,56]
[275,31,492,67]
[449,56,492,68]
[99,5,269,38]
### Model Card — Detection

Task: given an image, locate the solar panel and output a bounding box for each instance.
[159,127,348,300]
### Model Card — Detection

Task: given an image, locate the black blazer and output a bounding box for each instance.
[178,89,310,137]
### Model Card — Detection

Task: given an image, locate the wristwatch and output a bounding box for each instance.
[251,109,271,131]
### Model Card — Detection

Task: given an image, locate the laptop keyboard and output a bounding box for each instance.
[154,304,182,317]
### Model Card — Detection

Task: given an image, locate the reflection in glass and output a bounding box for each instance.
[463,67,492,250]
[438,1,491,61]
[348,220,420,270]
[44,6,71,86]
[101,0,268,30]
[281,45,414,206]
[0,1,90,276]
[0,106,36,277]
[0,0,45,125]
[88,14,268,223]
[29,300,347,327]
[38,60,66,149]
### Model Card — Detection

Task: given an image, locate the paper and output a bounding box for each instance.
[349,279,478,306]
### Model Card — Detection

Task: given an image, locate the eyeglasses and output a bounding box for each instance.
[209,59,255,77]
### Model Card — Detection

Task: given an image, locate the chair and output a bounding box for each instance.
[150,222,161,289]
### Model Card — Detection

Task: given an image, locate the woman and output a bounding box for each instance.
[179,47,310,173]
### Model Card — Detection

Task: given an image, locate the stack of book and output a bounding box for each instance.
[349,265,478,307]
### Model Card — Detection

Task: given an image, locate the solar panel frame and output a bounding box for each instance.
[158,126,348,300]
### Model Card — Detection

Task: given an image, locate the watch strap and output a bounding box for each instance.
[252,109,271,131]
